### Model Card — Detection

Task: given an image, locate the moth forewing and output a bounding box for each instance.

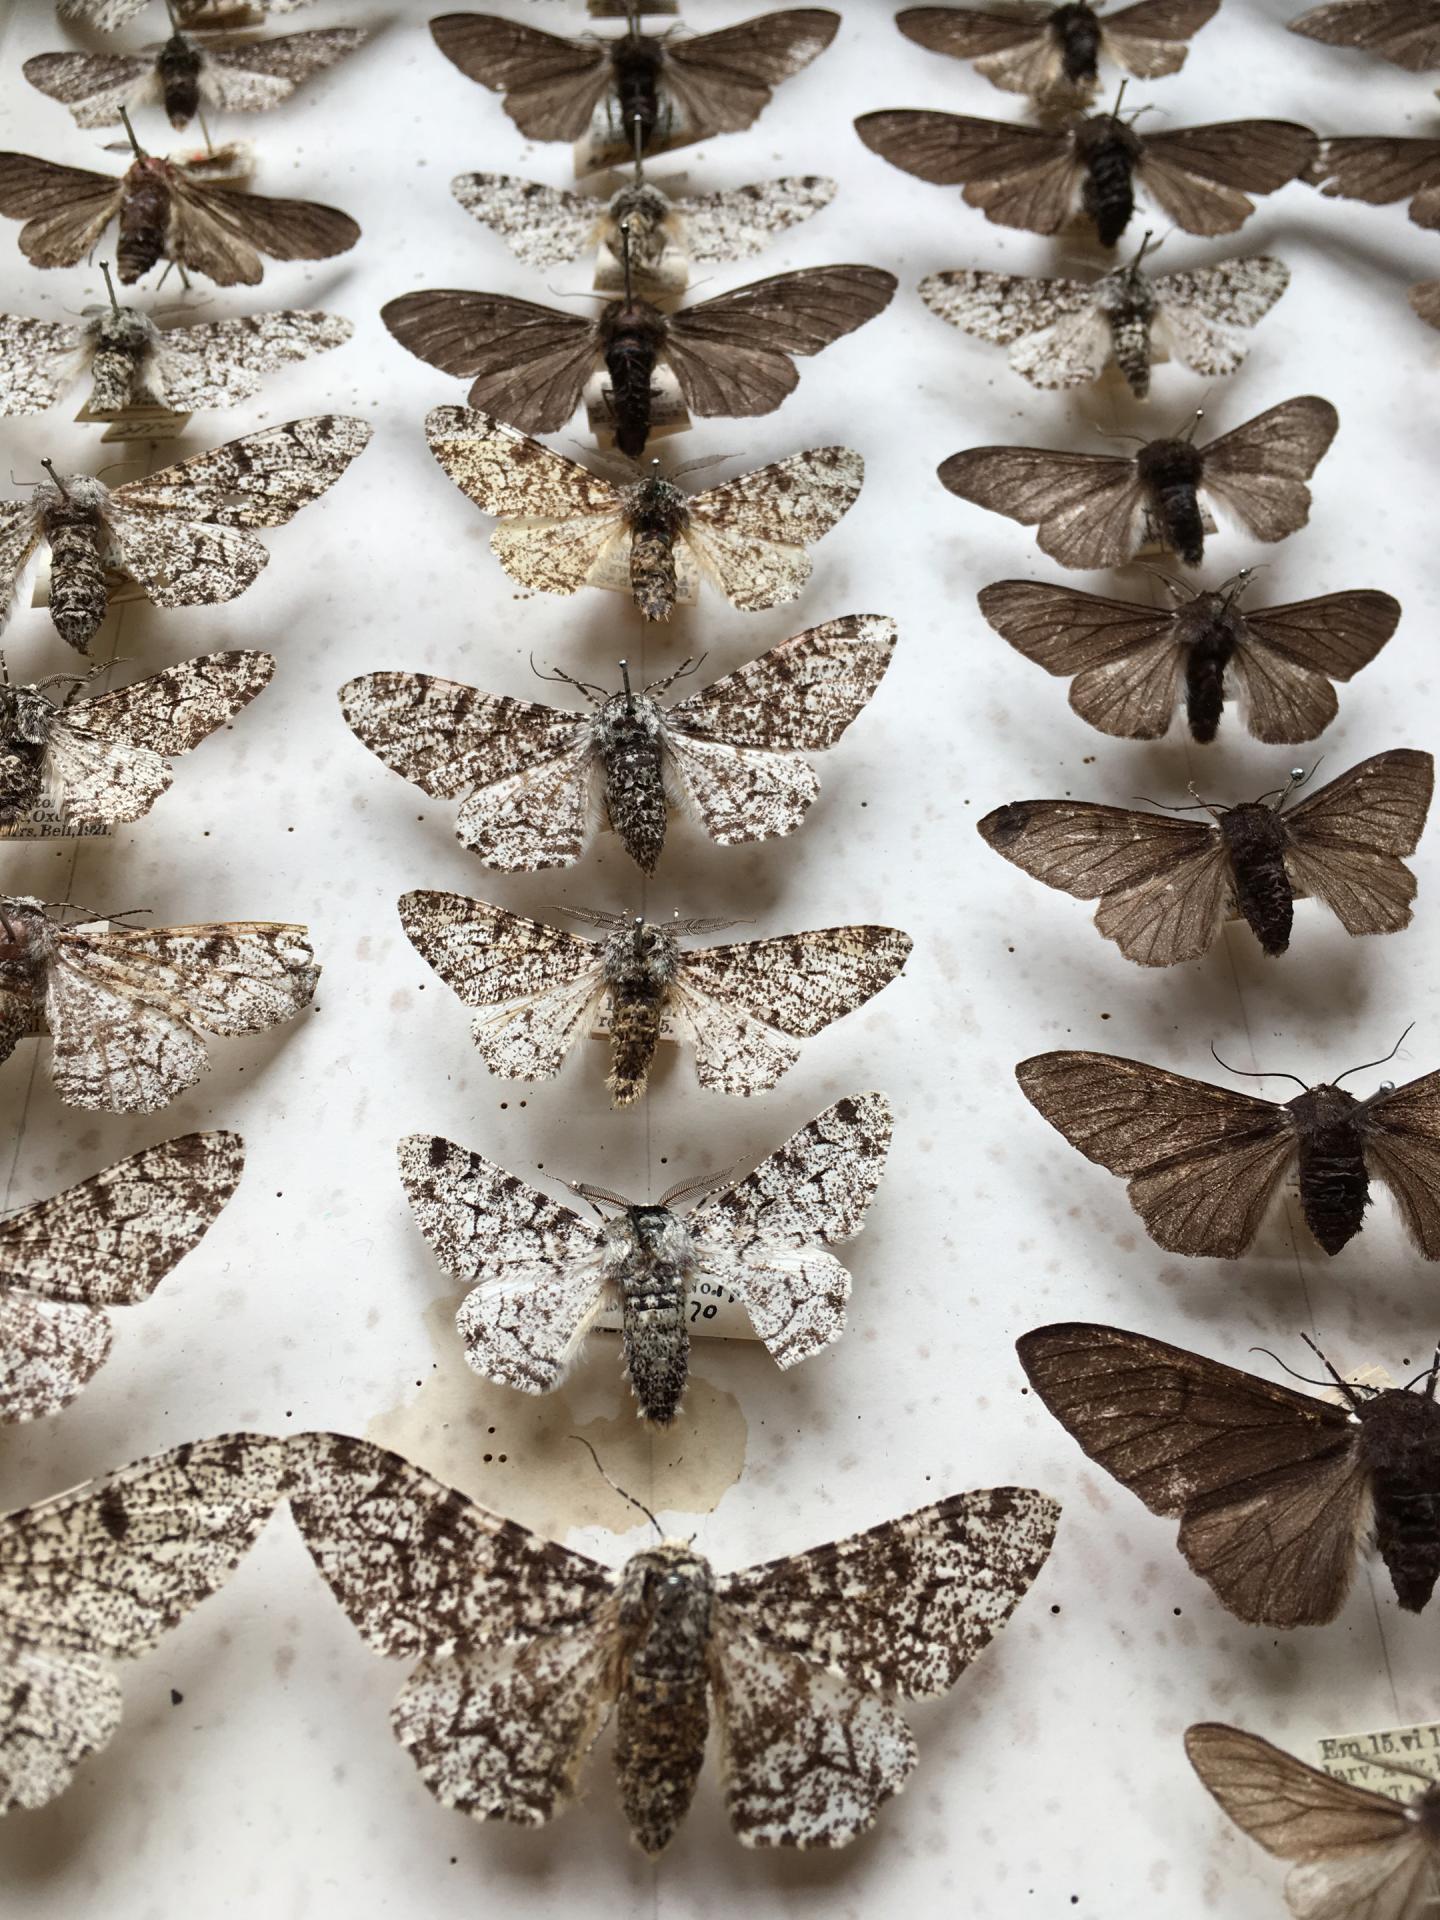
[1288,0,1440,70]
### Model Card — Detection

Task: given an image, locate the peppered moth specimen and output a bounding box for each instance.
[979,751,1433,966]
[1016,1045,1440,1257]
[429,9,839,165]
[451,171,837,296]
[1413,280,1440,328]
[979,571,1399,743]
[60,0,317,26]
[0,1132,244,1423]
[0,414,371,652]
[855,104,1315,247]
[898,0,1219,111]
[0,283,351,418]
[0,1431,284,1812]
[397,1094,893,1424]
[2,651,274,834]
[426,406,864,621]
[289,1429,1058,1849]
[0,895,320,1113]
[0,135,359,285]
[398,894,911,1105]
[1019,1322,1440,1625]
[1308,134,1440,230]
[1187,1723,1440,1917]
[339,616,895,874]
[1289,0,1440,68]
[24,27,371,130]
[383,264,895,458]
[940,396,1338,569]
[920,241,1289,397]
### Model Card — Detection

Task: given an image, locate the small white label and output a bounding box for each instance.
[595,1276,758,1342]
[1316,1721,1440,1800]
[74,401,191,444]
[0,800,112,840]
[583,366,691,449]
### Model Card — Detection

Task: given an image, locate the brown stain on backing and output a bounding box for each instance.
[366,1289,748,1537]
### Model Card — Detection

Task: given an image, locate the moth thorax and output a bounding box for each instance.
[40,482,111,654]
[0,690,52,818]
[91,308,159,411]
[615,1544,716,1854]
[0,897,46,986]
[602,923,679,1107]
[1175,595,1243,742]
[117,165,172,282]
[608,1205,695,1425]
[158,35,203,129]
[1354,1390,1440,1613]
[1135,438,1206,566]
[599,303,667,459]
[1096,268,1156,398]
[1050,1,1103,80]
[1075,121,1142,249]
[1286,1084,1369,1256]
[596,693,668,873]
[623,477,687,622]
[610,36,665,146]
[607,184,673,271]
[1219,802,1294,956]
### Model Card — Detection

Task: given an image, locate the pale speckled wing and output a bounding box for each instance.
[450,173,601,269]
[0,1294,113,1423]
[1151,256,1289,377]
[21,49,158,127]
[44,962,211,1112]
[710,1630,916,1848]
[665,978,802,1094]
[0,500,44,628]
[664,732,820,846]
[60,0,316,22]
[154,310,352,409]
[1006,307,1114,388]
[102,505,271,611]
[683,447,864,611]
[918,267,1096,345]
[939,445,1147,569]
[40,721,174,832]
[287,1431,620,1659]
[681,926,911,1040]
[199,28,371,113]
[0,314,82,414]
[717,1488,1060,1695]
[114,415,372,529]
[0,1637,120,1814]
[675,176,837,261]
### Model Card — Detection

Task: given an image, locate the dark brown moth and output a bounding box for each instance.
[897,0,1220,110]
[382,263,894,459]
[940,397,1339,569]
[854,101,1316,248]
[0,120,359,286]
[1016,1043,1440,1257]
[1413,280,1440,329]
[1308,134,1440,230]
[979,751,1434,966]
[288,1429,1059,1851]
[977,571,1400,743]
[1289,0,1440,69]
[1018,1322,1440,1625]
[24,27,371,130]
[429,9,839,163]
[1187,1722,1440,1916]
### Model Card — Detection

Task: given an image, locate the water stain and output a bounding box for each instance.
[366,1288,748,1537]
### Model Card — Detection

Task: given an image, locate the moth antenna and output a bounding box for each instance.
[1249,1345,1335,1392]
[99,260,121,315]
[529,654,605,702]
[1209,1042,1308,1092]
[569,1435,661,1538]
[644,653,704,698]
[656,1164,739,1208]
[39,459,70,500]
[117,106,145,163]
[1299,1330,1364,1404]
[1334,1023,1416,1090]
[568,1180,632,1215]
[1130,791,1215,814]
[45,900,150,926]
[1219,566,1259,608]
[1091,423,1151,447]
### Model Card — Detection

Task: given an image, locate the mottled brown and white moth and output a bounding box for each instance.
[0,895,320,1113]
[0,275,352,417]
[60,0,318,27]
[339,616,895,874]
[897,0,1219,110]
[450,170,837,297]
[1289,0,1440,70]
[397,1093,893,1424]
[429,9,839,164]
[1019,1322,1440,1626]
[0,1132,244,1424]
[978,571,1400,742]
[0,414,371,652]
[920,238,1289,397]
[941,396,1338,569]
[855,103,1316,248]
[425,406,864,621]
[1016,1043,1440,1257]
[1187,1722,1440,1916]
[24,26,371,130]
[1308,132,1440,230]
[0,1432,284,1813]
[979,751,1433,965]
[384,264,894,459]
[398,893,912,1106]
[288,1430,1059,1850]
[1,651,274,833]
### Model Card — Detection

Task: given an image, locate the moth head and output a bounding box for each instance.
[621,1541,716,1624]
[0,894,45,953]
[608,181,672,235]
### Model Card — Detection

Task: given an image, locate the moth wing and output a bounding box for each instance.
[1007,305,1114,388]
[80,650,274,759]
[1281,749,1433,934]
[663,732,819,845]
[0,313,80,415]
[97,502,270,610]
[939,446,1146,569]
[1186,1722,1419,1860]
[1289,0,1440,68]
[0,1433,285,1654]
[113,414,371,529]
[164,175,359,286]
[1414,281,1440,328]
[1138,121,1317,235]
[0,501,44,630]
[682,446,864,611]
[381,292,596,434]
[21,50,156,127]
[0,1129,245,1305]
[1357,1069,1440,1258]
[1285,1840,1440,1920]
[979,801,1231,965]
[0,1292,113,1423]
[153,310,352,409]
[450,172,598,268]
[1015,1051,1294,1256]
[44,948,212,1111]
[425,404,622,566]
[1199,397,1339,543]
[665,974,803,1095]
[1230,644,1340,744]
[1099,0,1219,74]
[680,926,912,1040]
[709,1625,916,1848]
[918,268,1096,346]
[1232,592,1400,744]
[658,10,840,139]
[200,28,372,112]
[455,1255,611,1396]
[1308,136,1440,208]
[1153,257,1290,374]
[675,176,837,262]
[287,1431,619,1659]
[0,155,122,268]
[854,113,1079,235]
[427,16,612,141]
[896,5,1054,62]
[0,1638,121,1814]
[53,921,318,1037]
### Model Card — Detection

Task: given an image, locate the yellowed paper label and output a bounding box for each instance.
[594,1275,757,1342]
[1316,1721,1440,1800]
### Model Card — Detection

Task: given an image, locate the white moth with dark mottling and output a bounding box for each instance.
[0,1133,244,1423]
[0,414,371,652]
[397,1093,893,1424]
[59,0,317,28]
[0,895,320,1114]
[0,1432,285,1814]
[339,616,895,874]
[288,1430,1060,1852]
[1,651,274,833]
[397,893,912,1106]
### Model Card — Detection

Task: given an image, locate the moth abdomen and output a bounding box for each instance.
[45,510,110,652]
[615,1546,715,1853]
[1053,3,1103,81]
[600,715,669,873]
[158,34,203,129]
[90,311,156,413]
[1136,439,1207,566]
[611,37,665,148]
[1289,1085,1369,1254]
[117,171,170,283]
[600,309,665,459]
[1357,1392,1440,1612]
[1108,313,1152,398]
[606,979,667,1106]
[625,482,687,621]
[617,1210,691,1424]
[1079,134,1138,248]
[1220,804,1294,955]
[1183,632,1233,741]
